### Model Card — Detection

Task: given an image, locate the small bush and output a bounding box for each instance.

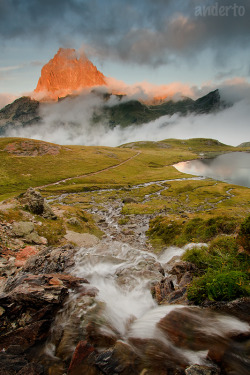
[187,270,249,304]
[237,214,250,253]
[182,246,211,271]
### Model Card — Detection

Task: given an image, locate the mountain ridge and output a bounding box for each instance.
[0,89,222,133]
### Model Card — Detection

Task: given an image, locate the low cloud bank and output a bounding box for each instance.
[5,89,250,147]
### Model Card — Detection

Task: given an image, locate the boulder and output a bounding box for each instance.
[20,188,57,219]
[12,222,34,237]
[23,244,76,274]
[0,273,88,350]
[157,307,227,351]
[151,277,175,304]
[202,297,250,323]
[169,261,197,283]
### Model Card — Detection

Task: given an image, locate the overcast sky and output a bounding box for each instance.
[0,0,250,99]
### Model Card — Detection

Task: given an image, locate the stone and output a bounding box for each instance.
[185,365,220,375]
[20,188,57,219]
[14,245,39,267]
[64,231,100,248]
[12,222,34,237]
[202,297,250,323]
[169,261,197,283]
[23,244,76,274]
[151,277,175,304]
[157,307,228,351]
[128,337,187,373]
[25,231,47,245]
[0,273,88,350]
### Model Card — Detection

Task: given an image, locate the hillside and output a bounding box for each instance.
[0,89,222,133]
[0,136,249,375]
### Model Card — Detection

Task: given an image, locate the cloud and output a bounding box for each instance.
[4,85,250,147]
[0,0,250,67]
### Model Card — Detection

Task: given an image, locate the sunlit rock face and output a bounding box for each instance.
[34,48,106,99]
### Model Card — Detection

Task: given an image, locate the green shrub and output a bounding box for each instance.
[147,216,182,245]
[182,246,212,271]
[187,270,249,304]
[147,215,238,246]
[237,214,250,252]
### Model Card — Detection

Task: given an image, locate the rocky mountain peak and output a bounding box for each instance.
[34,48,106,99]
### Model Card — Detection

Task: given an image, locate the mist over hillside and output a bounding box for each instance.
[3,91,250,147]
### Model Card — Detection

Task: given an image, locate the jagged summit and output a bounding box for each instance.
[34,48,106,99]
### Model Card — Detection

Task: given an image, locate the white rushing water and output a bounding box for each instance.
[68,240,249,367]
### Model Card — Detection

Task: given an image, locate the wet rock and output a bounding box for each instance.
[169,261,197,283]
[217,338,250,375]
[185,365,220,375]
[23,244,76,274]
[178,272,193,288]
[0,273,88,349]
[151,277,175,304]
[202,297,250,323]
[166,287,188,304]
[157,307,227,351]
[68,341,97,375]
[19,188,57,219]
[128,337,187,373]
[0,320,51,352]
[86,321,117,348]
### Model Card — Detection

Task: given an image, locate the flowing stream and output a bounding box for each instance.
[44,179,249,373]
[43,236,249,374]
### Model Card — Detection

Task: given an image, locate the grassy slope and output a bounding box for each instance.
[0,137,135,198]
[0,137,250,220]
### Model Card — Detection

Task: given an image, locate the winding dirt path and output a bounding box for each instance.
[38,151,141,190]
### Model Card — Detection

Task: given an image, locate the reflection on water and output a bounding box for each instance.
[174,152,250,188]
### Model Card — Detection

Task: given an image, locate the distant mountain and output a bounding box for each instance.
[0,89,222,133]
[35,48,106,99]
[238,142,250,147]
[94,89,221,128]
[0,96,40,134]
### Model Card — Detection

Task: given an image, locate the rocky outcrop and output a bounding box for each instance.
[35,48,106,99]
[4,140,60,156]
[19,187,57,219]
[0,96,40,129]
[0,273,88,347]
